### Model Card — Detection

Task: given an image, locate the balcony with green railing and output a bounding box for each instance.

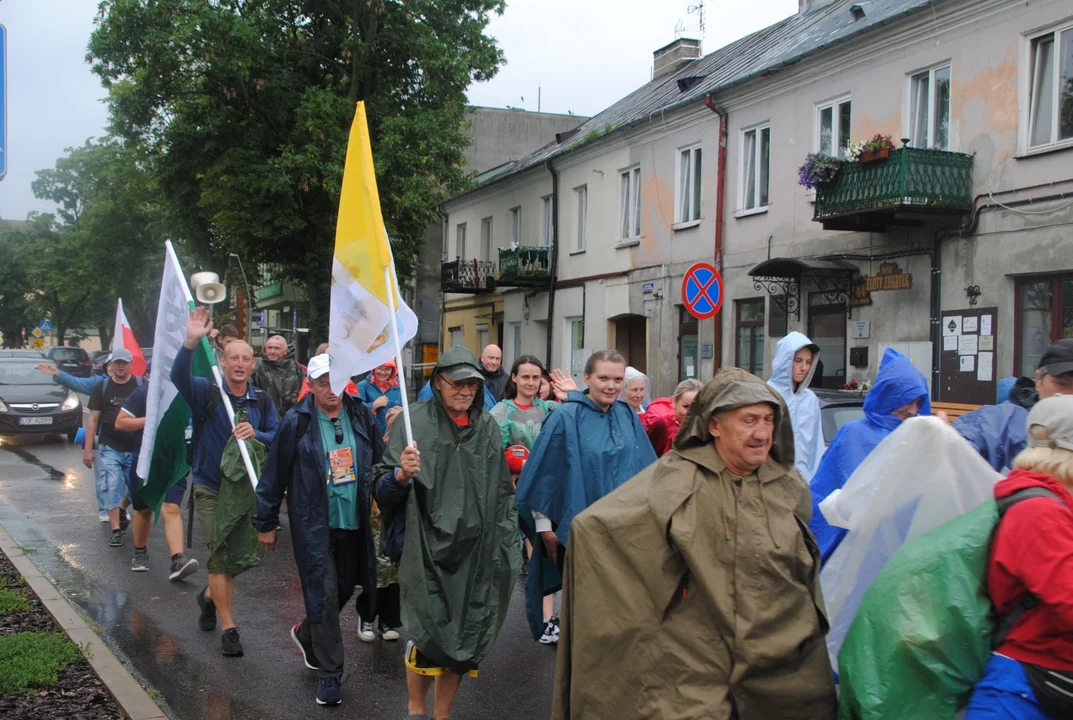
[814,146,974,231]
[498,246,550,286]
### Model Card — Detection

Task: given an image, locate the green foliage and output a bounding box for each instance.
[0,632,83,695]
[0,588,31,615]
[0,229,37,348]
[87,0,506,336]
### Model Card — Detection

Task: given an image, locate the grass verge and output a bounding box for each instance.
[0,631,83,695]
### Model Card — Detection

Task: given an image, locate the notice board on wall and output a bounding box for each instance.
[940,307,997,404]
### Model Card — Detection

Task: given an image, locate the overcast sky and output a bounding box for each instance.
[0,0,797,221]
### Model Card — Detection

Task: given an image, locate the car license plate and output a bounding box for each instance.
[18,417,53,426]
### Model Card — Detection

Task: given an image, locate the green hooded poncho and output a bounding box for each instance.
[375,345,521,672]
[210,409,266,577]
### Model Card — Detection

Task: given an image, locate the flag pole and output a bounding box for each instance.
[165,241,259,489]
[383,259,415,448]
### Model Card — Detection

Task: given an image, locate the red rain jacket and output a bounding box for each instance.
[640,397,678,457]
[990,469,1073,671]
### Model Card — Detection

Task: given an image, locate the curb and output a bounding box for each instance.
[0,523,167,720]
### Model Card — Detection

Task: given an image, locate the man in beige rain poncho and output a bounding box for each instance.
[553,367,837,720]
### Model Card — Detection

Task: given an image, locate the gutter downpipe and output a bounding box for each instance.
[705,95,727,373]
[436,205,449,354]
[545,158,560,369]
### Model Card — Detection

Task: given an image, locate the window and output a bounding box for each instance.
[449,326,465,348]
[741,125,771,211]
[480,217,492,259]
[1016,274,1073,376]
[509,322,522,365]
[676,145,703,224]
[565,316,586,380]
[477,324,489,350]
[619,166,641,241]
[735,299,765,375]
[1028,26,1073,149]
[541,195,553,247]
[510,207,521,248]
[678,307,699,381]
[574,185,588,252]
[817,98,852,158]
[455,223,466,259]
[909,65,951,149]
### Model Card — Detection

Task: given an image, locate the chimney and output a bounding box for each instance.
[653,38,701,80]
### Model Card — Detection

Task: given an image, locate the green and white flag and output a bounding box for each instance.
[136,243,211,511]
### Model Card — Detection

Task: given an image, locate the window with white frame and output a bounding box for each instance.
[619,166,641,241]
[480,217,492,258]
[574,185,588,252]
[510,207,521,248]
[541,195,553,247]
[816,97,852,158]
[909,65,951,150]
[455,222,466,259]
[480,220,491,261]
[1028,25,1073,149]
[741,125,771,211]
[509,322,522,365]
[565,316,585,380]
[676,145,703,224]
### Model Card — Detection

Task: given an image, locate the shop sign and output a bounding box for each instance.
[851,262,913,306]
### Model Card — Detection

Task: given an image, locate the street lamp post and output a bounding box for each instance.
[229,253,254,343]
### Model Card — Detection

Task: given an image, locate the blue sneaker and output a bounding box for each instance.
[315,676,341,706]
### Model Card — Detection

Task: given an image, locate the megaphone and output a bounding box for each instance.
[190,272,227,305]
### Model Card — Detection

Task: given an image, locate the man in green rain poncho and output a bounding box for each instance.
[375,346,521,720]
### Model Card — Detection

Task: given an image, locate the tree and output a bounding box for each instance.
[0,229,36,348]
[88,0,504,336]
[28,138,166,345]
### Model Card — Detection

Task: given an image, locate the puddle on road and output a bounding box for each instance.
[0,443,70,482]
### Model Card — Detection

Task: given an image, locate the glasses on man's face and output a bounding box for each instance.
[330,416,343,444]
[442,377,480,392]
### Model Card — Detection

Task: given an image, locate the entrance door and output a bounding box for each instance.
[808,295,846,389]
[613,315,647,373]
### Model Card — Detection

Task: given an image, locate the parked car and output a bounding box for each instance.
[0,359,82,442]
[813,388,867,446]
[0,350,48,359]
[44,346,92,378]
[90,350,111,376]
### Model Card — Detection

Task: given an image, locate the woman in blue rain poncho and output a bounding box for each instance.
[809,348,930,562]
[768,332,825,483]
[515,350,657,643]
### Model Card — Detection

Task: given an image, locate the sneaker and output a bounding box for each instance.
[131,548,149,572]
[538,618,559,645]
[197,587,217,631]
[168,555,199,582]
[357,620,376,643]
[98,512,109,523]
[315,676,341,706]
[118,508,129,532]
[378,621,400,641]
[291,623,319,670]
[108,529,123,548]
[221,627,243,657]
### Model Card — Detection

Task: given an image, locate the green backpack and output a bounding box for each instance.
[837,488,1059,720]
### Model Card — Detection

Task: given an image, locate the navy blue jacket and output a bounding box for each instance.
[171,345,279,492]
[254,393,384,623]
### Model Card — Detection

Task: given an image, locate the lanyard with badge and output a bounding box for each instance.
[327,416,357,486]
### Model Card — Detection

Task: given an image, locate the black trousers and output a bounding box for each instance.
[356,583,401,628]
[296,529,363,679]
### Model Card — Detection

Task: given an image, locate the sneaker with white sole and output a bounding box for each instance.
[108,529,123,548]
[290,623,319,670]
[315,676,341,706]
[98,512,109,523]
[131,548,149,572]
[538,618,559,645]
[357,620,376,643]
[378,621,400,641]
[168,555,199,582]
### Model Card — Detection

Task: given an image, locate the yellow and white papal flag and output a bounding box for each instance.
[327,102,418,396]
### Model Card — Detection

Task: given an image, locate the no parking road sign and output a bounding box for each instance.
[681,262,723,320]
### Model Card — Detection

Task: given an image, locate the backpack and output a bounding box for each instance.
[101,376,144,395]
[837,488,1063,720]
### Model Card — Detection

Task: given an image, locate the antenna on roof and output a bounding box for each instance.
[687,0,706,36]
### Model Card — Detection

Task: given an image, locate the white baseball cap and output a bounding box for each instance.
[307,354,331,380]
[1026,394,1073,453]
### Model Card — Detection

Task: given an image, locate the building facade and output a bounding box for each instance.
[439,0,1073,402]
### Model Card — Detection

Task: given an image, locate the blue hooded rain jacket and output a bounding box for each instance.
[767,331,825,483]
[808,349,931,562]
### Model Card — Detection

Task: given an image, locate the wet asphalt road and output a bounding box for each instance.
[0,431,557,719]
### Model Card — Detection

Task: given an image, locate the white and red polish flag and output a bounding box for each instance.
[113,299,147,378]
